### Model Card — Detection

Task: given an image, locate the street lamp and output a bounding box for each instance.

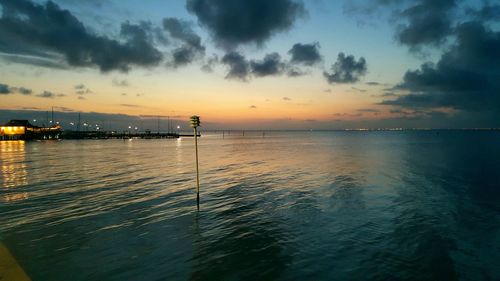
[190,116,201,209]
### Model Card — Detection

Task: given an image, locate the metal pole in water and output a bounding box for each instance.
[194,126,200,208]
[190,116,201,209]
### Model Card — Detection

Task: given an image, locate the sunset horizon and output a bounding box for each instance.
[2,0,499,129]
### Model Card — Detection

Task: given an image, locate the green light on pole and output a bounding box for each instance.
[190,115,201,209]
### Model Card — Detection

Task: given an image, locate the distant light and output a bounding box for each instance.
[83,123,88,126]
[96,127,100,130]
[134,127,138,130]
[49,121,53,123]
[70,122,74,126]
[177,125,180,129]
[128,126,132,129]
[56,122,59,125]
[33,119,37,122]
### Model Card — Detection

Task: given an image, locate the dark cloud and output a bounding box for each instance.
[332,112,363,118]
[357,108,380,113]
[222,52,304,80]
[186,0,306,48]
[112,78,129,87]
[283,97,292,101]
[36,91,65,98]
[0,53,68,69]
[19,107,42,110]
[249,105,257,109]
[0,83,11,94]
[120,20,167,47]
[0,83,32,95]
[120,20,166,47]
[163,18,204,51]
[221,51,250,81]
[351,87,367,93]
[250,53,285,77]
[381,91,396,97]
[171,47,197,67]
[286,67,306,77]
[396,0,456,48]
[74,84,89,95]
[467,3,500,21]
[120,104,141,108]
[324,53,367,84]
[0,0,163,72]
[17,87,32,95]
[323,89,332,93]
[346,0,459,50]
[288,42,322,66]
[55,0,111,8]
[74,84,91,96]
[53,106,74,112]
[201,54,218,73]
[381,21,500,112]
[366,81,381,86]
[163,17,205,67]
[343,0,401,17]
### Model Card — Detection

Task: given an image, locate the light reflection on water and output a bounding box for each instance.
[1,131,499,281]
[1,141,28,200]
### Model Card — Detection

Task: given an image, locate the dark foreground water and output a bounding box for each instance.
[1,131,499,281]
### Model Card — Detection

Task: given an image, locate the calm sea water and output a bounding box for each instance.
[1,131,499,281]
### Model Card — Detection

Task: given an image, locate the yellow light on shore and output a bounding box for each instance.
[0,126,26,135]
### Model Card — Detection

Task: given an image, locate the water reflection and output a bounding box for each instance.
[189,182,293,280]
[1,141,28,201]
[0,132,499,280]
[3,192,29,202]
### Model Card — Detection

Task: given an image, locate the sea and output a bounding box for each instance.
[1,131,499,281]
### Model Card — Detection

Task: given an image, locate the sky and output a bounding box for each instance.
[0,0,499,130]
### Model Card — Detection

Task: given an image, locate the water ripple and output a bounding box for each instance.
[1,132,499,280]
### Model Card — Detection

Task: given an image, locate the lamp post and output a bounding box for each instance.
[190,115,201,209]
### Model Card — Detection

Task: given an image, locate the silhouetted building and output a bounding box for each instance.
[0,120,61,140]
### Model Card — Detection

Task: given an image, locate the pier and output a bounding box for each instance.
[62,131,179,139]
[61,131,200,139]
[1,119,201,141]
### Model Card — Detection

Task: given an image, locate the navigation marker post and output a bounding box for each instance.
[190,116,201,209]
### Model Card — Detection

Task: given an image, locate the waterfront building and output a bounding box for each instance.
[0,120,62,140]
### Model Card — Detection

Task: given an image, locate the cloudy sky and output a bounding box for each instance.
[1,0,499,129]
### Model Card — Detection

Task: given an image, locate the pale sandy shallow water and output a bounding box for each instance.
[1,131,499,280]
